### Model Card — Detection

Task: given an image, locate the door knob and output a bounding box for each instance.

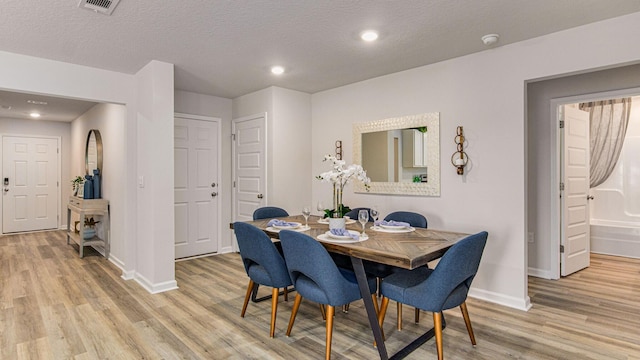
[211,192,218,197]
[211,182,216,187]
[257,194,263,199]
[587,195,594,200]
[3,188,8,192]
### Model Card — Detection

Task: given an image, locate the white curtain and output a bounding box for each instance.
[579,98,632,188]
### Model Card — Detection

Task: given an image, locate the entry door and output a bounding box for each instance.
[174,115,220,259]
[232,114,266,222]
[2,136,59,233]
[561,105,591,276]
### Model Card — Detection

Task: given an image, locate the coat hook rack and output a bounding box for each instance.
[451,126,468,175]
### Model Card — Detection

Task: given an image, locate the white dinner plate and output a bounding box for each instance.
[380,224,409,230]
[371,226,415,233]
[317,218,356,225]
[266,225,310,233]
[271,221,301,230]
[325,230,359,240]
[317,233,368,243]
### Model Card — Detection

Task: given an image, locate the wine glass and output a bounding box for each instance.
[302,206,311,227]
[358,209,369,236]
[317,201,324,216]
[370,207,379,224]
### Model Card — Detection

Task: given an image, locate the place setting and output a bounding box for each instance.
[371,220,415,233]
[265,219,310,233]
[317,208,370,243]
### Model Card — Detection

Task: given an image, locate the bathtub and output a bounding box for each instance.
[590,219,640,259]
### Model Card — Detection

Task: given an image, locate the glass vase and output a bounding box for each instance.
[333,183,343,218]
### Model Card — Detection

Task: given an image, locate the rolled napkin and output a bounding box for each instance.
[267,219,300,227]
[375,220,411,228]
[329,228,360,240]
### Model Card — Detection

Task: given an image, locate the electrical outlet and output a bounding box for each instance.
[528,232,534,243]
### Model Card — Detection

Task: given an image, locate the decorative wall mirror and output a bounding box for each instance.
[353,112,440,196]
[85,129,103,175]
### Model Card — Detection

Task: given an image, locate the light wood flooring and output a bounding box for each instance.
[1,230,639,359]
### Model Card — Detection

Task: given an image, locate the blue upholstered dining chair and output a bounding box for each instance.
[383,211,428,228]
[382,210,428,328]
[344,207,375,222]
[233,222,293,338]
[377,231,488,360]
[253,206,289,220]
[278,230,378,360]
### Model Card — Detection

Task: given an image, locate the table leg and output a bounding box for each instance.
[351,257,388,360]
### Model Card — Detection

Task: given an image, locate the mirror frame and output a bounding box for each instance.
[85,129,103,175]
[353,112,440,196]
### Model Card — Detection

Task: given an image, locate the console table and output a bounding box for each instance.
[66,196,110,258]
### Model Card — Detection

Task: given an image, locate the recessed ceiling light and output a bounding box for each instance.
[361,30,379,42]
[271,66,285,75]
[30,112,41,118]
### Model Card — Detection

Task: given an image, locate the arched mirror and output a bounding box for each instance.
[85,129,103,175]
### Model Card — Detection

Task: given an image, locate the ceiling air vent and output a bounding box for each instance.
[78,0,121,15]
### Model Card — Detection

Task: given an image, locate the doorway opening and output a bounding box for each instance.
[550,90,640,279]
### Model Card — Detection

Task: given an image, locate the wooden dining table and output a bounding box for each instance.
[233,214,469,360]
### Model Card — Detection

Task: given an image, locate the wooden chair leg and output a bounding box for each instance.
[342,303,350,313]
[241,279,254,317]
[377,296,389,331]
[371,294,385,341]
[325,305,335,360]
[284,286,289,301]
[460,302,477,345]
[270,287,279,338]
[414,307,420,323]
[286,294,303,336]
[397,302,403,330]
[320,304,326,320]
[433,312,444,360]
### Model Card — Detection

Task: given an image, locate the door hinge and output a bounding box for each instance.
[231,134,236,141]
[560,244,565,253]
[560,182,565,191]
[57,148,59,154]
[233,181,236,188]
[559,120,564,129]
[57,181,59,187]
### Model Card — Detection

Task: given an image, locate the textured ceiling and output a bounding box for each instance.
[1,0,640,110]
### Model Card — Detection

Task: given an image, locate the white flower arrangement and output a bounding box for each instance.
[316,154,370,217]
[316,154,371,190]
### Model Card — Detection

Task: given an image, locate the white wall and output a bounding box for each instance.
[311,12,640,310]
[71,103,127,265]
[175,90,234,252]
[135,60,176,293]
[232,87,312,214]
[0,118,70,229]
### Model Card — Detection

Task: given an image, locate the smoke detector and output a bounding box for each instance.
[78,0,121,15]
[481,34,499,46]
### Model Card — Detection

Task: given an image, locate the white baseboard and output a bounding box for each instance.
[527,267,553,279]
[468,288,532,311]
[218,245,235,254]
[134,273,178,294]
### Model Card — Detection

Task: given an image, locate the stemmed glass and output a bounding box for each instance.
[370,207,379,223]
[316,201,324,216]
[358,209,369,236]
[302,206,311,227]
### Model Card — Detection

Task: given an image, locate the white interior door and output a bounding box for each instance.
[174,115,220,259]
[2,136,59,233]
[232,114,266,222]
[561,105,591,276]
